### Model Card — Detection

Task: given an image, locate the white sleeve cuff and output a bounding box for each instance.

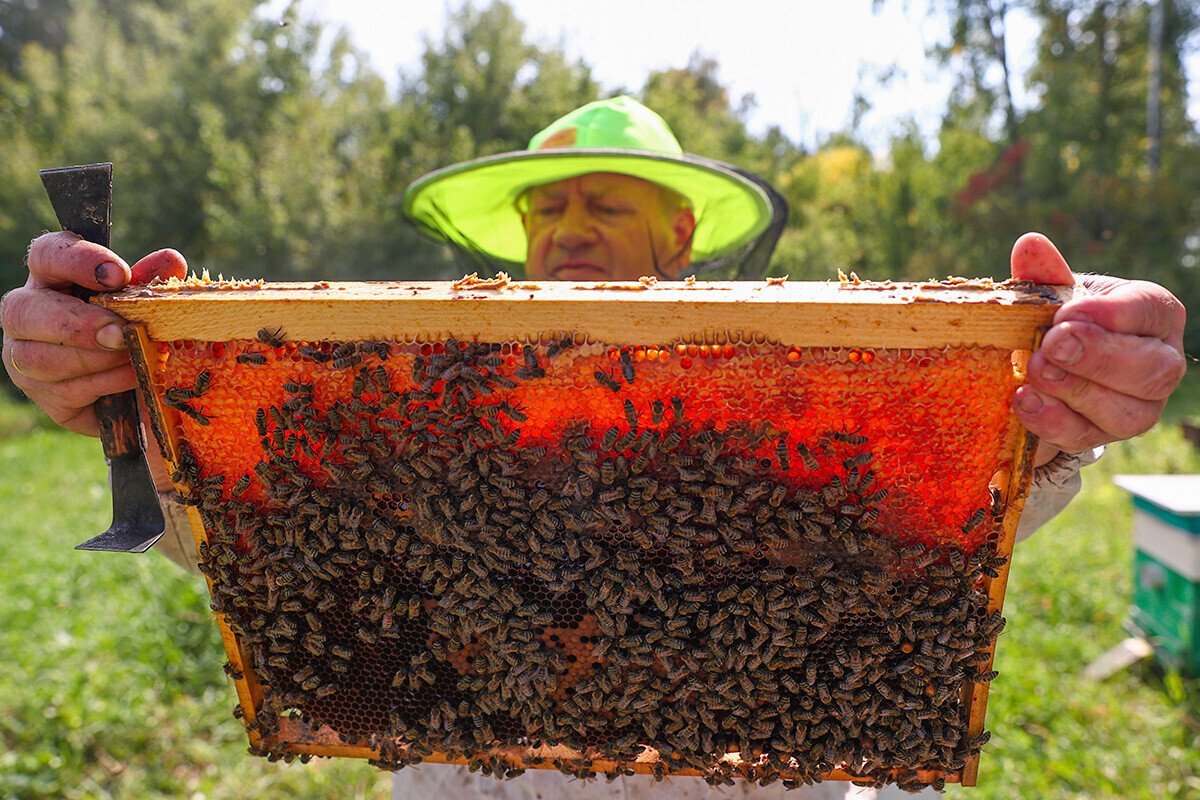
[1014,446,1104,543]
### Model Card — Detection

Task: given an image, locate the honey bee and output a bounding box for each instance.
[775,439,791,471]
[301,635,326,658]
[330,342,358,360]
[988,486,1005,517]
[297,345,329,363]
[162,391,195,411]
[514,343,539,372]
[961,508,987,534]
[947,547,965,572]
[598,460,619,486]
[670,395,684,419]
[597,426,620,452]
[622,399,639,429]
[594,369,621,392]
[409,354,427,383]
[810,557,834,578]
[497,401,527,422]
[831,428,868,446]
[541,335,572,360]
[980,555,1007,579]
[630,451,651,473]
[843,451,874,469]
[257,327,285,347]
[614,430,637,452]
[307,681,337,699]
[183,370,210,396]
[860,488,888,505]
[599,488,628,505]
[365,340,392,360]
[795,443,820,471]
[230,475,251,497]
[175,400,212,426]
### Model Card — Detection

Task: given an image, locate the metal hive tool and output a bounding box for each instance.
[94,277,1073,790]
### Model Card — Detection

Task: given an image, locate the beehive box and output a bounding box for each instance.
[1113,474,1200,675]
[100,276,1073,791]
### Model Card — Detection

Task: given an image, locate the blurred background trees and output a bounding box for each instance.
[1,0,1197,359]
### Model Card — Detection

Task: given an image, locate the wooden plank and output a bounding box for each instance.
[960,381,1042,786]
[266,722,961,786]
[125,323,181,465]
[96,279,1076,350]
[184,504,262,747]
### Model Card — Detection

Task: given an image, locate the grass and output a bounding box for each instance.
[1,387,1198,799]
[946,424,1200,799]
[1164,362,1200,422]
[0,400,391,800]
[0,392,52,440]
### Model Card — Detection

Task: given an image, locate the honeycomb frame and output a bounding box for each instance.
[99,277,1075,790]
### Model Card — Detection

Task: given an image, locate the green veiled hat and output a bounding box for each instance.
[401,96,773,264]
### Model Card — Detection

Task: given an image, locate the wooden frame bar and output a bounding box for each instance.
[97,278,1072,349]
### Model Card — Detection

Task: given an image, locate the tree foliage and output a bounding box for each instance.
[398,1,598,162]
[1,0,1197,358]
[0,0,73,72]
[0,0,434,284]
[936,0,1027,144]
[952,0,1200,320]
[871,0,1200,350]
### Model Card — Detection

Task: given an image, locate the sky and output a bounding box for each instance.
[263,0,1199,153]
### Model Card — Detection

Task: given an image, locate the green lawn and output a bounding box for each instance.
[1,391,1198,799]
[948,425,1200,800]
[0,410,392,800]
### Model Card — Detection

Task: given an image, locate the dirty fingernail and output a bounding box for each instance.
[95,261,123,289]
[1049,333,1082,365]
[96,323,126,350]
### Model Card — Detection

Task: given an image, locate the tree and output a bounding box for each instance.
[0,0,270,290]
[638,53,805,277]
[641,53,803,180]
[946,0,1025,145]
[875,0,1028,145]
[384,1,602,275]
[892,0,1200,348]
[394,2,599,169]
[0,0,461,291]
[0,0,73,74]
[998,1,1199,278]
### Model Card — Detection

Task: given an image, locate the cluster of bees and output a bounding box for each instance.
[173,332,1009,791]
